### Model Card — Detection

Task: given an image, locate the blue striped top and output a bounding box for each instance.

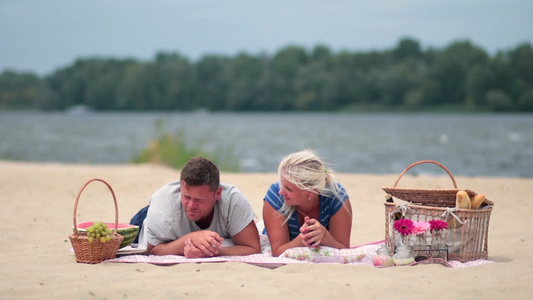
[263,182,348,240]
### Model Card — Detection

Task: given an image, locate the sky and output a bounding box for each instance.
[1,0,532,76]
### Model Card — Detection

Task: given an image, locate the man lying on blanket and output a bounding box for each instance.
[131,156,261,258]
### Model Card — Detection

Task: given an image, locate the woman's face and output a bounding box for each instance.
[279,177,309,206]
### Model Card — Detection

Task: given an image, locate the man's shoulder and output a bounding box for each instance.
[217,183,255,224]
[154,180,180,193]
[220,182,239,193]
[150,181,181,205]
[220,183,243,199]
[219,183,249,206]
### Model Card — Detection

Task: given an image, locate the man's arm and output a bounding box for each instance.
[215,221,261,256]
[147,230,223,256]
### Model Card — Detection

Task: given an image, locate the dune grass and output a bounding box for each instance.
[132,120,240,172]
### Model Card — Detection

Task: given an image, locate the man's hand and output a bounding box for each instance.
[183,231,224,258]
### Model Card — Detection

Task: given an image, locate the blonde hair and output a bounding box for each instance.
[277,149,345,220]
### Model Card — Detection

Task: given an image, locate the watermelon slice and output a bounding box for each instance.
[76,222,139,249]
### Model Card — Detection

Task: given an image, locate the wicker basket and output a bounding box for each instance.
[69,178,124,264]
[382,160,494,262]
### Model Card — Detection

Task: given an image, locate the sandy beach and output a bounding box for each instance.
[1,160,532,299]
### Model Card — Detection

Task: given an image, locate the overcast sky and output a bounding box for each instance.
[1,0,532,75]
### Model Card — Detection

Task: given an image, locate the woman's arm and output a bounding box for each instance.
[262,201,305,256]
[323,198,353,248]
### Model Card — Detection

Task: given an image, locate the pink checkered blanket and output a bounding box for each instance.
[105,238,493,268]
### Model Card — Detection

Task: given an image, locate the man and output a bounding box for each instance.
[133,156,260,258]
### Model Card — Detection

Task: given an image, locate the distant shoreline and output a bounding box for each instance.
[2,108,533,114]
[1,160,531,179]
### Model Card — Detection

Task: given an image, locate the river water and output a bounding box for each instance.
[1,111,531,177]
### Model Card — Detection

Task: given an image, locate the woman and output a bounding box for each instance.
[262,149,352,256]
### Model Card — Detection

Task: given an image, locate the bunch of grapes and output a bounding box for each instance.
[86,221,113,243]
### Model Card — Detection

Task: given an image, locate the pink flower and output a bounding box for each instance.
[412,221,430,235]
[429,219,448,232]
[393,219,414,236]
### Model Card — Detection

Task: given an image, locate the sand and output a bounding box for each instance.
[1,161,532,299]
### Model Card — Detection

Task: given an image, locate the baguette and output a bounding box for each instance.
[448,190,471,229]
[470,193,485,209]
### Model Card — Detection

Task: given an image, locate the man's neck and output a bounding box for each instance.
[195,210,214,229]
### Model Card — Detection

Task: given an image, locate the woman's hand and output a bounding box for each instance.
[299,216,327,247]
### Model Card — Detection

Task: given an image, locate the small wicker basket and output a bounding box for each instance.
[69,178,124,264]
[382,160,494,262]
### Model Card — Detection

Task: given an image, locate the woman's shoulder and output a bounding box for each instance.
[332,182,348,197]
[266,182,281,196]
[264,182,282,204]
[269,181,280,189]
[334,181,346,189]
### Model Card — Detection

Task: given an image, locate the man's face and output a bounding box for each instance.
[181,182,220,222]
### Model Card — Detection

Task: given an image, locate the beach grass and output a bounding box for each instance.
[132,120,240,172]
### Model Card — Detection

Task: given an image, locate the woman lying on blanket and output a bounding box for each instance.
[262,149,353,257]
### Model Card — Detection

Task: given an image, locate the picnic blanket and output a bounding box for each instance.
[105,235,493,268]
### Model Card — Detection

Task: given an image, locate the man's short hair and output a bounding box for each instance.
[180,156,220,192]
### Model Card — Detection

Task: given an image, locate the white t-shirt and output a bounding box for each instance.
[139,181,256,249]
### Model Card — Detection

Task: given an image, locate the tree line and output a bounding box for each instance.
[1,38,532,112]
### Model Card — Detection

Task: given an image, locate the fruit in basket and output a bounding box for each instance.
[85,221,113,243]
[77,222,139,249]
[470,193,485,209]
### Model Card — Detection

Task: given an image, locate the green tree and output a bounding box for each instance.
[268,45,309,110]
[46,58,137,110]
[2,39,532,112]
[0,70,42,109]
[190,55,229,111]
[393,37,422,61]
[225,52,264,110]
[421,40,489,106]
[376,62,419,106]
[509,43,533,110]
[293,45,335,110]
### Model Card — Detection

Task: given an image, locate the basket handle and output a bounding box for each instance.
[72,178,120,236]
[393,160,458,188]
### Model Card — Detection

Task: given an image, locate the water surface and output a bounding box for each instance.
[1,111,531,177]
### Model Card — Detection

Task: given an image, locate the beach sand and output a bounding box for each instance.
[1,161,532,299]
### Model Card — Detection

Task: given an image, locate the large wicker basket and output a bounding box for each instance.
[69,178,124,264]
[382,160,494,262]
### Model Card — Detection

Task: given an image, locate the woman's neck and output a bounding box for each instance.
[296,194,319,217]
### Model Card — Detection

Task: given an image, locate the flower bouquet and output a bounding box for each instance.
[429,219,448,259]
[392,218,449,261]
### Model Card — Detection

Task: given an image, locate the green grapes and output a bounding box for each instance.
[86,221,113,244]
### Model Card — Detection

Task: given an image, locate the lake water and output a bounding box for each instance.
[1,111,532,177]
